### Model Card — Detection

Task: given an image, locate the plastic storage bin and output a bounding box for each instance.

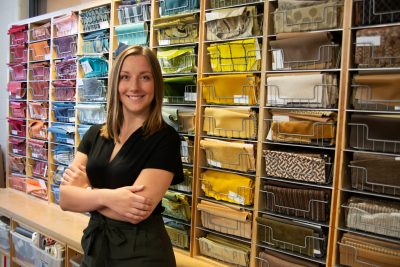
[9,137,26,156]
[28,102,48,120]
[53,13,78,37]
[28,139,48,160]
[9,154,26,175]
[52,80,76,101]
[75,104,106,125]
[159,0,199,16]
[7,81,26,100]
[29,81,49,100]
[8,175,26,192]
[8,118,26,137]
[80,6,110,32]
[10,101,26,118]
[30,62,50,81]
[53,35,77,58]
[11,230,35,265]
[54,58,77,79]
[28,120,48,140]
[10,44,27,64]
[30,22,51,41]
[8,24,28,45]
[48,123,75,145]
[8,63,27,81]
[0,222,10,251]
[82,30,109,54]
[53,145,74,166]
[78,56,109,78]
[33,244,64,267]
[28,160,48,179]
[78,78,107,102]
[52,102,75,123]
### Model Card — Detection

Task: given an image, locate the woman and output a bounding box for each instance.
[60,46,183,267]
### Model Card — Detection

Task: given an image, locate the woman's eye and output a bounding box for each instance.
[120,75,129,80]
[141,75,150,80]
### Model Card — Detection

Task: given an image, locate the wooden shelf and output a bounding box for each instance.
[5,0,400,266]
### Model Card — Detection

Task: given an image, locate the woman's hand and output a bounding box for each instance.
[62,164,90,188]
[101,185,153,222]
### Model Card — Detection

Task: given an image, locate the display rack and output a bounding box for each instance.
[3,0,400,266]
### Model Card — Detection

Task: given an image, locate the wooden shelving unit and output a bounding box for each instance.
[3,0,399,266]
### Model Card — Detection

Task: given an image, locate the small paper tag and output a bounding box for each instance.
[228,191,244,205]
[395,157,400,161]
[40,131,45,137]
[99,21,110,29]
[255,41,261,60]
[13,149,18,154]
[234,95,249,104]
[181,156,189,163]
[159,40,170,46]
[395,106,400,110]
[356,36,381,46]
[180,141,188,157]
[272,50,284,70]
[11,130,18,135]
[184,92,196,102]
[207,159,221,168]
[32,153,39,158]
[201,184,205,190]
[81,61,93,75]
[45,54,51,60]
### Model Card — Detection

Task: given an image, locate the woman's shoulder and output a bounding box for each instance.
[83,124,105,140]
[160,123,180,137]
[88,124,104,135]
[148,124,180,142]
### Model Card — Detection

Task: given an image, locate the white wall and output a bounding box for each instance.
[0,0,29,182]
[47,0,95,12]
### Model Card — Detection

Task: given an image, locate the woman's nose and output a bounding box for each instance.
[128,78,140,91]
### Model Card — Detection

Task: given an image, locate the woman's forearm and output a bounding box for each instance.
[97,207,146,224]
[59,185,107,212]
[60,185,153,218]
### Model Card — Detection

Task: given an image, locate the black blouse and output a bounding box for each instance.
[78,124,184,214]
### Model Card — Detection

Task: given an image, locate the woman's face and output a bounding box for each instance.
[118,55,155,119]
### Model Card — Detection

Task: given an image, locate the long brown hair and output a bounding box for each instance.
[100,46,164,142]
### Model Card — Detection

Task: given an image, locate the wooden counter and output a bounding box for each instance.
[0,189,214,266]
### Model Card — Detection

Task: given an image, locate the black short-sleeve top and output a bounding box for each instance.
[78,124,184,215]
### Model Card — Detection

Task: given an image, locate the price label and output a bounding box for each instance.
[234,95,249,104]
[81,61,93,75]
[184,92,196,102]
[99,21,110,29]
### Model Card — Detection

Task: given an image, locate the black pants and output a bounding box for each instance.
[80,212,176,267]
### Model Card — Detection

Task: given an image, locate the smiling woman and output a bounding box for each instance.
[59,46,184,267]
[118,55,155,127]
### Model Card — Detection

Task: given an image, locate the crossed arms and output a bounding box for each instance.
[59,151,173,224]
